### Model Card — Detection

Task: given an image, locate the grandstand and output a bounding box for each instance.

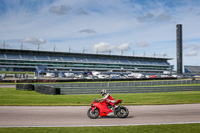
[0,48,173,74]
[185,65,200,74]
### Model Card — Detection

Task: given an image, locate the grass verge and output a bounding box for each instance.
[0,71,34,74]
[0,123,200,133]
[0,87,200,106]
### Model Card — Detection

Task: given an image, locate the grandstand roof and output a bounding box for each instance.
[0,48,172,61]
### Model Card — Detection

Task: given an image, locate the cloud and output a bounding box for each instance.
[79,29,97,34]
[184,44,200,56]
[21,37,46,44]
[184,44,200,50]
[76,8,88,15]
[156,13,171,22]
[92,42,131,53]
[185,50,198,56]
[135,42,149,47]
[92,42,115,53]
[194,44,200,50]
[137,12,171,23]
[49,5,72,15]
[184,44,194,50]
[117,43,131,51]
[137,13,154,22]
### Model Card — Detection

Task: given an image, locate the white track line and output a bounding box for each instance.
[1,121,200,128]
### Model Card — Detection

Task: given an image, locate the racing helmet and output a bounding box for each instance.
[101,89,107,96]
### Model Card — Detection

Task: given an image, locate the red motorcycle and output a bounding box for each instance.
[87,98,129,119]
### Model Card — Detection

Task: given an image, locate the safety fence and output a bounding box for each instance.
[59,86,200,95]
[39,80,200,88]
[34,80,200,95]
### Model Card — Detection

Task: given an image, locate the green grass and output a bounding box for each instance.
[0,123,200,133]
[1,88,200,132]
[1,87,200,106]
[0,71,34,74]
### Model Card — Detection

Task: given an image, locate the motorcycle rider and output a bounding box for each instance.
[100,89,118,110]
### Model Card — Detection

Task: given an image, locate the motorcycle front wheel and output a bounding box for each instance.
[116,106,129,118]
[87,108,99,119]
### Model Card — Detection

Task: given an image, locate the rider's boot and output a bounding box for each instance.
[111,105,118,111]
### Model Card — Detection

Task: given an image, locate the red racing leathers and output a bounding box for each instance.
[100,93,115,106]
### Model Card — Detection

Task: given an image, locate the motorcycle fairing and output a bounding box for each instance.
[91,101,113,117]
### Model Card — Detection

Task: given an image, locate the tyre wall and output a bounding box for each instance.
[16,84,35,91]
[35,85,60,95]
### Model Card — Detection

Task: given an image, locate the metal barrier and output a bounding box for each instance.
[36,80,200,95]
[60,86,200,95]
[41,80,200,88]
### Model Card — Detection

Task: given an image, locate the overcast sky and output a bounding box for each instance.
[0,0,200,69]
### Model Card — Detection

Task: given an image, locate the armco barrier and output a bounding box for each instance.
[42,79,200,88]
[39,79,200,95]
[59,86,200,95]
[16,79,200,95]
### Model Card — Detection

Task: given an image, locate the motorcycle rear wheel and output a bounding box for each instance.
[87,108,99,119]
[116,106,129,118]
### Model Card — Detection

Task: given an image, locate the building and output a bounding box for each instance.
[0,48,173,74]
[176,24,183,75]
[185,65,200,74]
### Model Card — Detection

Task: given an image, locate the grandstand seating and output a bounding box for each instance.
[185,66,200,73]
[35,55,49,60]
[97,58,110,63]
[129,60,139,65]
[156,61,169,65]
[86,57,98,63]
[148,61,156,65]
[0,52,170,66]
[2,53,170,66]
[49,56,62,61]
[0,54,5,59]
[74,57,87,62]
[137,60,149,65]
[21,54,35,60]
[62,56,75,62]
[0,49,173,73]
[118,59,130,64]
[6,54,21,59]
[108,59,120,63]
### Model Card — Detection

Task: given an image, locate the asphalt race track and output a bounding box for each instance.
[0,104,200,127]
[0,84,16,88]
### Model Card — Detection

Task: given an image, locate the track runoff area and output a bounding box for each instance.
[0,104,200,127]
